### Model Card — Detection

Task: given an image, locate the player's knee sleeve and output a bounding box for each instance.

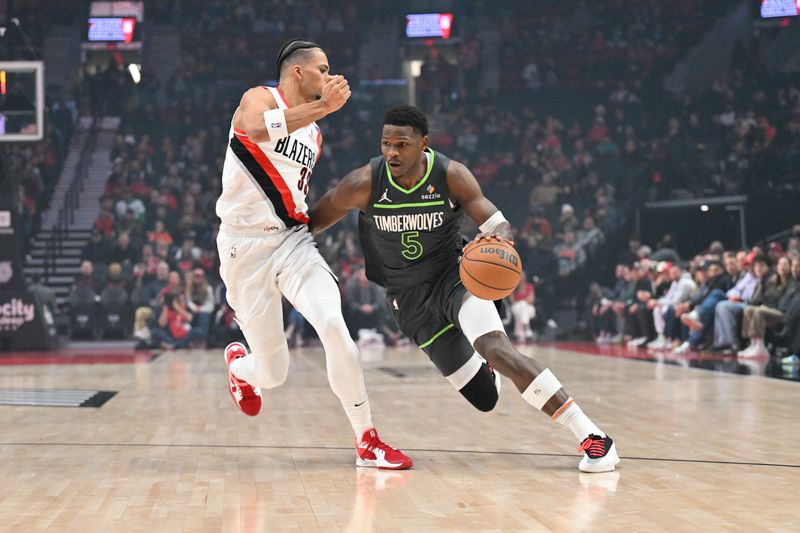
[458,294,506,345]
[458,363,499,412]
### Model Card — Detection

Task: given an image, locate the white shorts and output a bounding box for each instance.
[217,224,334,327]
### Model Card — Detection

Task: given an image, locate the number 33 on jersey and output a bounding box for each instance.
[218,86,322,231]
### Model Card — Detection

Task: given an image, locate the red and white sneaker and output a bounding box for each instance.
[224,342,262,417]
[355,428,413,470]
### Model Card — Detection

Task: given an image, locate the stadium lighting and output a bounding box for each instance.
[128,63,141,84]
[700,204,709,212]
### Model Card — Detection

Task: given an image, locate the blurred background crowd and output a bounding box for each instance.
[3,0,799,361]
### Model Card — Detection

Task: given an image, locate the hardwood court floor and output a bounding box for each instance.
[0,343,798,532]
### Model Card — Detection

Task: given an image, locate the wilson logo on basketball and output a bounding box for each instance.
[480,247,520,266]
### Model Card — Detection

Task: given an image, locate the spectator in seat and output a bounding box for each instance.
[117,208,144,250]
[511,271,536,343]
[81,229,110,263]
[142,261,170,308]
[147,219,173,246]
[786,237,800,257]
[29,273,57,316]
[555,231,586,276]
[777,259,800,355]
[343,267,385,341]
[174,232,201,270]
[108,231,138,266]
[185,268,214,341]
[197,248,217,274]
[714,254,769,352]
[723,252,742,284]
[73,260,100,293]
[646,264,697,350]
[736,250,749,275]
[529,171,561,208]
[674,260,732,353]
[767,242,784,266]
[212,286,243,348]
[154,239,172,265]
[104,262,128,292]
[139,242,160,277]
[132,260,171,345]
[93,197,116,237]
[618,236,641,266]
[115,188,146,219]
[556,204,579,239]
[738,256,794,357]
[626,262,655,347]
[650,234,681,264]
[150,292,204,349]
[595,263,630,343]
[159,270,183,302]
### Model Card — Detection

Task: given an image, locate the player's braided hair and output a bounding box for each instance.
[383,105,429,136]
[275,39,323,78]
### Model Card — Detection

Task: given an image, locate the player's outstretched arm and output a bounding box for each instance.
[236,75,351,143]
[308,164,372,236]
[446,160,514,243]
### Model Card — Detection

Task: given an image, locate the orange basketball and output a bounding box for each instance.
[459,237,522,300]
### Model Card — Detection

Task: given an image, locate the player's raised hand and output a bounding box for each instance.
[321,75,351,114]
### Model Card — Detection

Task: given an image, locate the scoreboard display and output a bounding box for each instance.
[758,0,800,18]
[87,17,138,43]
[405,13,454,40]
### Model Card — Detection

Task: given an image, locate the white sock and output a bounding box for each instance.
[554,400,604,443]
[343,397,373,441]
[230,354,255,383]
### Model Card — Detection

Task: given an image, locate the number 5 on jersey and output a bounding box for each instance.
[401,231,423,260]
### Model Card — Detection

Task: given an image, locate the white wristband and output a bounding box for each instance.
[479,210,508,234]
[263,108,289,141]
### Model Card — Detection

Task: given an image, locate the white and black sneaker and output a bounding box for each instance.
[578,434,620,473]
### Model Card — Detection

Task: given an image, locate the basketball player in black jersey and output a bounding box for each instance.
[310,105,619,472]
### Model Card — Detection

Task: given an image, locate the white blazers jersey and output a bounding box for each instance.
[217,86,322,231]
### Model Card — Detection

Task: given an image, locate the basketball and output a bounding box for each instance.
[459,237,522,300]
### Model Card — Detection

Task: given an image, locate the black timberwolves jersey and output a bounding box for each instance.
[358,148,464,292]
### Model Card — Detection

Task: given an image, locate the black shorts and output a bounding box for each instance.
[387,264,474,377]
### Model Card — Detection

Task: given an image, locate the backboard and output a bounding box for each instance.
[0,61,44,142]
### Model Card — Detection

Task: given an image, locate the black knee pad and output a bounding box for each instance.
[458,364,499,412]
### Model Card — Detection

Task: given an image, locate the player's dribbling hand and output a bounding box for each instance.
[321,75,351,114]
[471,233,515,246]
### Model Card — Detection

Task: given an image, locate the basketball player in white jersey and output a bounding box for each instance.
[216,39,412,470]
